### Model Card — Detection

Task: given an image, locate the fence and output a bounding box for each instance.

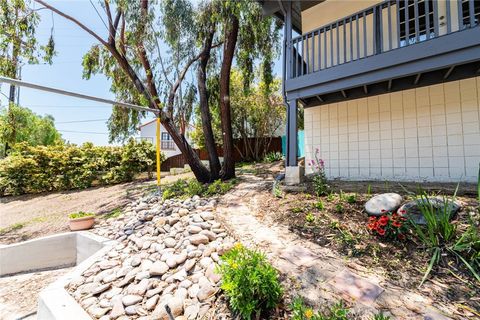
[160,137,282,171]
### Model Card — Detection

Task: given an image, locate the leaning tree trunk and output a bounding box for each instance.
[219,14,239,180]
[197,23,221,181]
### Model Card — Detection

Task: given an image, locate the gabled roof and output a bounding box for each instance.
[138,119,157,129]
[257,1,324,33]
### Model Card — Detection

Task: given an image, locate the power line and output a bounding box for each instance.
[58,130,108,135]
[89,0,109,32]
[20,105,112,108]
[56,119,108,124]
[0,76,157,115]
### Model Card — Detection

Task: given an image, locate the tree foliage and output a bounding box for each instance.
[0,104,62,156]
[192,69,285,161]
[35,0,280,182]
[0,0,55,76]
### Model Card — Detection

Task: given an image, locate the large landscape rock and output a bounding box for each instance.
[398,197,461,225]
[67,194,234,319]
[365,193,403,216]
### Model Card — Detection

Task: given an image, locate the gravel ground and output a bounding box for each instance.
[0,172,194,245]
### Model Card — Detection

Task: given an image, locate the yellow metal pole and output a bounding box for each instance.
[156,117,161,191]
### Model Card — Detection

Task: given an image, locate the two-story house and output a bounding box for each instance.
[138,119,181,159]
[259,0,480,184]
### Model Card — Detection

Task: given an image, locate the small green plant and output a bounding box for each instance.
[104,208,122,219]
[346,194,357,204]
[314,200,324,210]
[263,152,283,163]
[217,243,283,319]
[272,181,283,198]
[372,313,391,320]
[68,212,95,219]
[290,297,350,320]
[309,149,330,196]
[367,184,372,196]
[411,191,480,285]
[335,203,344,213]
[305,212,316,224]
[291,206,304,214]
[327,193,335,202]
[205,179,235,196]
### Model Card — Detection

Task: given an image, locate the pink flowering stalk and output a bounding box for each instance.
[309,148,329,196]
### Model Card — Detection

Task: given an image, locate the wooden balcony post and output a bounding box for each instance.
[285,1,293,79]
[286,99,298,167]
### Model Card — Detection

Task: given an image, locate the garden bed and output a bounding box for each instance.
[253,178,480,318]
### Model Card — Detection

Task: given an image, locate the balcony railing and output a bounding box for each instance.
[289,0,480,79]
[161,141,175,150]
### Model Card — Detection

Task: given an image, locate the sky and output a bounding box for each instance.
[0,0,283,146]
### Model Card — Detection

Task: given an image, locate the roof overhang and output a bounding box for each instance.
[256,1,324,33]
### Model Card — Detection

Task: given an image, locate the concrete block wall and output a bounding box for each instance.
[304,76,480,182]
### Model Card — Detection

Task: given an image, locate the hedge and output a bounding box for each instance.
[0,139,165,196]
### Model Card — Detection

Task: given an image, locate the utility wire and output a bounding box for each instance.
[89,0,109,32]
[58,130,108,135]
[56,119,108,124]
[0,76,157,114]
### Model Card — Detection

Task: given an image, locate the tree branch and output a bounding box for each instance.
[104,0,115,45]
[34,0,108,47]
[167,52,202,116]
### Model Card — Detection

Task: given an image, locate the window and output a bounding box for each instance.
[161,132,171,141]
[398,0,434,45]
[461,0,480,28]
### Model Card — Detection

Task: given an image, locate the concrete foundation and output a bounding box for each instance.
[285,166,305,185]
[0,232,115,320]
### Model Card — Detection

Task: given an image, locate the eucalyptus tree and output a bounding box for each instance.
[0,0,55,101]
[34,0,280,182]
[1,0,55,153]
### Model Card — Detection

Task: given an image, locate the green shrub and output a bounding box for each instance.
[161,178,235,200]
[0,139,164,196]
[263,152,283,163]
[217,243,283,319]
[68,212,95,219]
[290,297,350,320]
[205,179,236,196]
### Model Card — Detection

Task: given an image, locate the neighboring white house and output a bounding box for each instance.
[138,120,181,159]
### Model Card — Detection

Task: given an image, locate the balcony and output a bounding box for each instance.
[286,0,480,105]
[161,140,176,150]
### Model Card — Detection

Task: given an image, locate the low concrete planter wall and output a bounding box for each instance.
[0,232,116,320]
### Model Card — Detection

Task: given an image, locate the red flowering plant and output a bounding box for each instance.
[367,209,409,241]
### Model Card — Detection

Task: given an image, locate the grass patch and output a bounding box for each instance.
[0,222,25,235]
[103,207,123,219]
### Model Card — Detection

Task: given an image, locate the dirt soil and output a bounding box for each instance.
[0,267,72,320]
[242,162,480,318]
[0,172,193,245]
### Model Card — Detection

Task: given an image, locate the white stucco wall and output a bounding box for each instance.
[304,77,480,183]
[139,122,181,159]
